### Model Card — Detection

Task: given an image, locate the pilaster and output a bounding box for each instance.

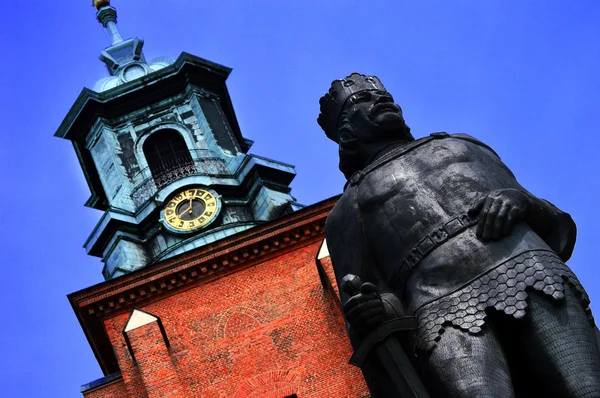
[123,309,190,398]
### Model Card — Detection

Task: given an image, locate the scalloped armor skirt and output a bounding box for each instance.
[413,249,594,352]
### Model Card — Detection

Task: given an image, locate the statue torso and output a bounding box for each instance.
[351,135,551,312]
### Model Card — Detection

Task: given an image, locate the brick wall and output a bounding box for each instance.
[85,240,369,397]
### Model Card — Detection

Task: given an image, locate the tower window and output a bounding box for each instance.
[142,129,194,189]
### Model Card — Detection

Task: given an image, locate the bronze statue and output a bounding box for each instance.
[318,73,600,397]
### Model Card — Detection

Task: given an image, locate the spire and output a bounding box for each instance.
[90,0,174,92]
[94,1,124,45]
[91,0,145,77]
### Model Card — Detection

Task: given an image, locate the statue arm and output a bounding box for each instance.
[325,195,366,314]
[325,196,368,347]
[326,190,402,346]
[326,195,423,398]
[470,184,576,261]
[464,133,577,261]
[489,143,578,260]
[525,195,577,261]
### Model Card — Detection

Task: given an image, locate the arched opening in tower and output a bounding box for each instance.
[142,129,195,189]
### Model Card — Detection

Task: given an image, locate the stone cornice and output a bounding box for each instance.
[69,195,339,375]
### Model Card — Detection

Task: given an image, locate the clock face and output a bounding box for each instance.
[163,188,219,232]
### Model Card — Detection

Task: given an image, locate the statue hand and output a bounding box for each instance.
[469,188,532,241]
[343,282,387,338]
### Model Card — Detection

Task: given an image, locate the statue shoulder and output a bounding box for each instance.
[450,133,501,159]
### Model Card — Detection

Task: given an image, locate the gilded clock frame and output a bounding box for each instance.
[160,187,221,234]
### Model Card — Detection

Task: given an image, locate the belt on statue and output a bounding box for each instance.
[394,213,479,287]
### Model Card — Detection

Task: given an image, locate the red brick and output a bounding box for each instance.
[78,198,368,397]
[85,241,367,397]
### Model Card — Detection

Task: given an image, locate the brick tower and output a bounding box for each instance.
[59,1,368,397]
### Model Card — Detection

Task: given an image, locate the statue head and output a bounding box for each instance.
[318,73,413,178]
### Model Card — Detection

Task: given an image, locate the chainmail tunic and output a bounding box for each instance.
[413,249,594,351]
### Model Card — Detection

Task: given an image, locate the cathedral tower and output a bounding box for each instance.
[62,2,369,397]
[56,0,300,280]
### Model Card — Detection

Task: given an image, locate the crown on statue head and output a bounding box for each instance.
[318,73,387,142]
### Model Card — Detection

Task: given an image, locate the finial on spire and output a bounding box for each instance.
[93,0,111,10]
[95,1,123,45]
[88,0,173,90]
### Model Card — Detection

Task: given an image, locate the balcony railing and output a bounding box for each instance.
[131,150,229,205]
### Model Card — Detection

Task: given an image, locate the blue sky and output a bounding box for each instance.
[1,1,599,396]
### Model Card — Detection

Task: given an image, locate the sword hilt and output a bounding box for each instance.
[342,274,363,296]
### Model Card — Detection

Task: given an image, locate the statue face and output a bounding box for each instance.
[343,90,406,142]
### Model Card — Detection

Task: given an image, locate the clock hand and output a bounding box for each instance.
[177,203,190,218]
[188,198,193,213]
